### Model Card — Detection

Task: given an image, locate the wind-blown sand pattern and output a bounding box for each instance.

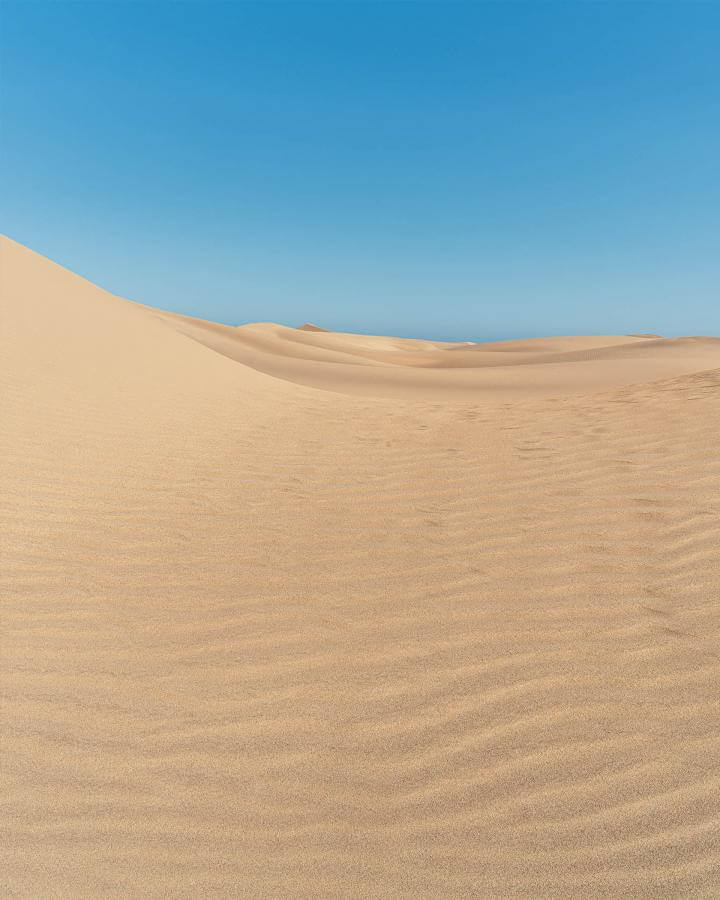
[2,234,720,897]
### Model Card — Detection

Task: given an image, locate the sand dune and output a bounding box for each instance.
[3,234,720,897]
[298,323,330,333]
[142,308,720,402]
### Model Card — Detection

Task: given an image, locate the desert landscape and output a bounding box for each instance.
[2,233,720,896]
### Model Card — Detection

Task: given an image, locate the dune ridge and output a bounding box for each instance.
[2,235,720,897]
[140,306,720,401]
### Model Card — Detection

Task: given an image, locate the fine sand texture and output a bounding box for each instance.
[3,234,720,897]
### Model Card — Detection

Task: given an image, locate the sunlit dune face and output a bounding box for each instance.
[3,235,720,898]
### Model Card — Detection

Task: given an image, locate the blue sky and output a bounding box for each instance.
[2,1,719,340]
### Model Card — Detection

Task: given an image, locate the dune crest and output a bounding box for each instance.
[298,322,329,332]
[135,293,720,401]
[3,235,720,897]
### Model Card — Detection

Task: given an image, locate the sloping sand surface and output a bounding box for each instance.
[3,235,720,897]
[145,310,720,400]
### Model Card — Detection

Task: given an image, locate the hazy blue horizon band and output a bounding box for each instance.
[2,1,719,341]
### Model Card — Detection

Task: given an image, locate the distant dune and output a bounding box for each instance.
[3,234,720,897]
[298,322,330,332]
[143,303,720,402]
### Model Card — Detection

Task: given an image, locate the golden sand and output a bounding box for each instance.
[3,235,720,897]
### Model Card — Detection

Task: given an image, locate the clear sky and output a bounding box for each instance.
[2,1,719,341]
